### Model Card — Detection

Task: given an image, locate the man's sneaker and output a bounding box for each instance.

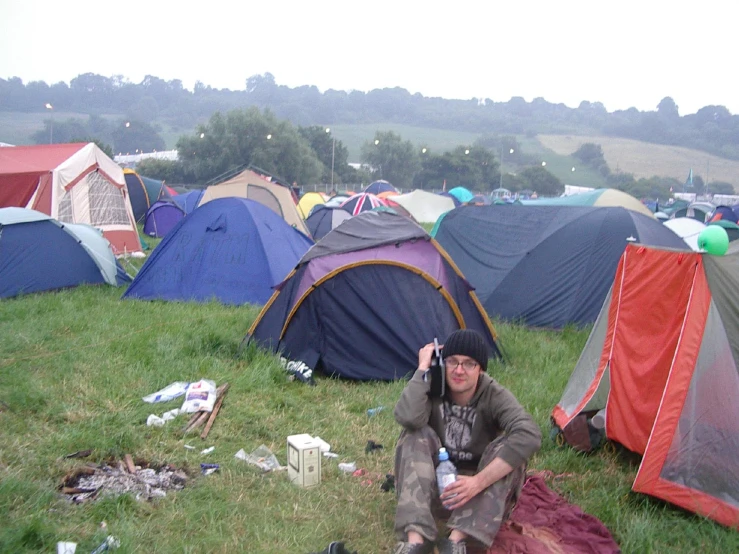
[392,540,435,554]
[437,537,467,554]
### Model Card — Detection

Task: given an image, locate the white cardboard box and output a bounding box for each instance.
[287,434,321,487]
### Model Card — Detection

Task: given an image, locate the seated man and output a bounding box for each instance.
[393,329,541,554]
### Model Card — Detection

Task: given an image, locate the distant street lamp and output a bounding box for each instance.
[45,103,54,144]
[500,147,514,189]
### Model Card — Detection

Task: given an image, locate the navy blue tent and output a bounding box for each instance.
[0,208,129,298]
[434,205,688,329]
[305,205,352,240]
[365,180,397,195]
[123,198,314,305]
[172,189,205,214]
[247,211,501,381]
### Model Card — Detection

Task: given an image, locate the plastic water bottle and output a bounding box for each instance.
[436,447,458,496]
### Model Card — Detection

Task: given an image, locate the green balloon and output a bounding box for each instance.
[698,225,729,256]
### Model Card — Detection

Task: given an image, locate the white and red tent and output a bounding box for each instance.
[0,143,142,255]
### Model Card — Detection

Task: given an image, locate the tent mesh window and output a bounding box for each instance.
[58,190,73,222]
[88,171,131,226]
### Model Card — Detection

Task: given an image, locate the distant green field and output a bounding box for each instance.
[0,111,182,150]
[329,123,480,162]
[539,134,739,186]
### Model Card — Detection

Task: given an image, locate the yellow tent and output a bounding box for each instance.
[297,191,326,219]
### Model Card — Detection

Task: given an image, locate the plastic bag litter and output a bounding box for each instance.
[142,382,189,403]
[235,445,285,472]
[180,379,217,413]
[146,408,181,427]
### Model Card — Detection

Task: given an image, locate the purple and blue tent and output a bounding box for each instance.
[143,201,186,238]
[246,210,501,380]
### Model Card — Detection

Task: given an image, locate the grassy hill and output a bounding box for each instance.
[539,134,739,186]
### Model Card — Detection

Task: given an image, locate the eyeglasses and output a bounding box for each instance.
[445,358,479,371]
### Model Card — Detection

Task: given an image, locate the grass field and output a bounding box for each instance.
[538,134,739,186]
[2,264,738,552]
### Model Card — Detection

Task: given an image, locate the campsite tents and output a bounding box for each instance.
[365,180,397,195]
[709,219,739,242]
[391,190,455,223]
[552,244,739,528]
[123,198,313,306]
[245,210,501,381]
[199,169,309,235]
[448,186,474,204]
[672,201,715,222]
[434,205,688,328]
[123,169,172,222]
[663,218,706,251]
[707,205,739,224]
[297,191,326,219]
[0,143,142,255]
[0,207,129,298]
[522,188,655,218]
[340,192,385,215]
[305,205,352,240]
[172,189,204,214]
[143,201,185,238]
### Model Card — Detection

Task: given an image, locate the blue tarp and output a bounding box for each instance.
[123,198,314,305]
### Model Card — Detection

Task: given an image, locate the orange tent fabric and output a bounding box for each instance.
[553,244,739,528]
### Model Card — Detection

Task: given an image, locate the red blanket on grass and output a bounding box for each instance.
[488,475,620,554]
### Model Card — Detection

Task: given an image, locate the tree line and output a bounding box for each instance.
[131,107,567,196]
[3,72,739,161]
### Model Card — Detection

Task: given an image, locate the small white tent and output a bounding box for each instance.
[391,190,455,223]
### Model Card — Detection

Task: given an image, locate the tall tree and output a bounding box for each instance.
[176,107,323,185]
[519,166,564,196]
[360,131,420,188]
[298,126,350,183]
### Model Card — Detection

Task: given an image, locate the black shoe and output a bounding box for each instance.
[437,537,467,554]
[392,540,435,554]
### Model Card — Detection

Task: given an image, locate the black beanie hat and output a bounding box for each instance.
[442,329,488,371]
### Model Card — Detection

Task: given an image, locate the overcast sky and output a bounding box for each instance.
[1,0,733,116]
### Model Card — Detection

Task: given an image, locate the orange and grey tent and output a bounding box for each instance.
[552,243,739,528]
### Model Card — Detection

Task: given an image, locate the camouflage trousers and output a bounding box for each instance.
[394,426,525,547]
